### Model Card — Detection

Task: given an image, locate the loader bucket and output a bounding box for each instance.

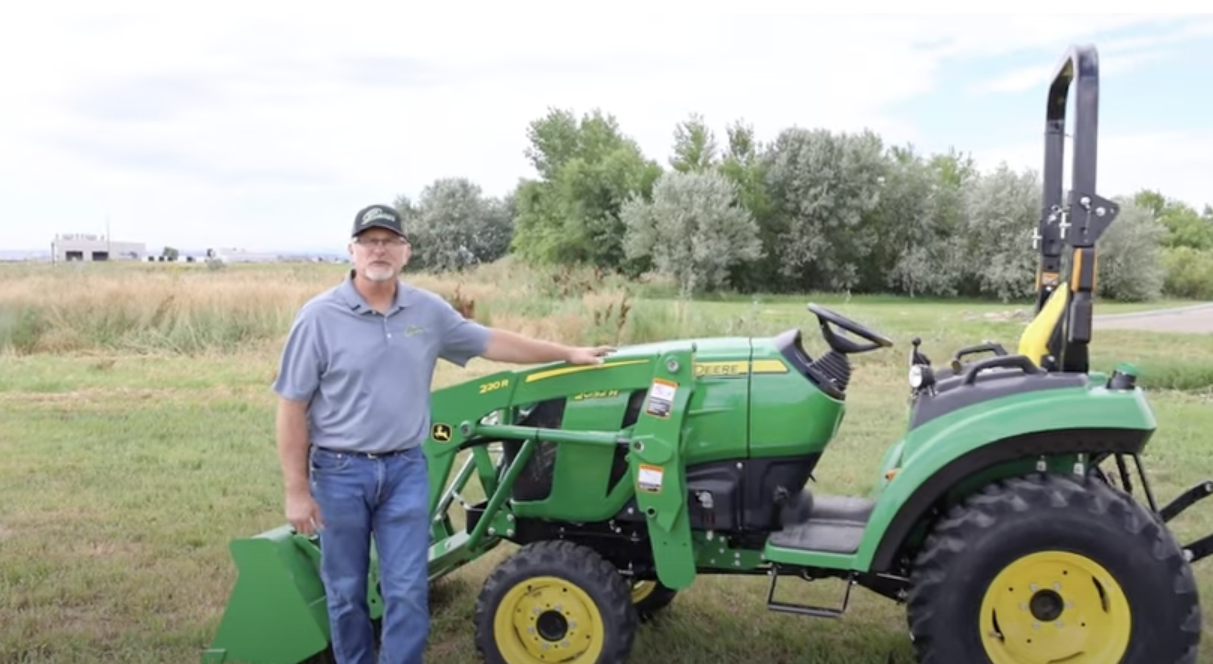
[203,411,538,662]
[201,524,382,664]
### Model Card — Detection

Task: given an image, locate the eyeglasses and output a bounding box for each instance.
[355,236,407,249]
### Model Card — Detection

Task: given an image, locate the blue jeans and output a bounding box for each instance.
[309,445,430,664]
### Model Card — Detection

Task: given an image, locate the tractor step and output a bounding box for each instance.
[767,495,875,554]
[765,566,856,619]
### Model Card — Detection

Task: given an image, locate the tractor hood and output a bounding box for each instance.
[600,335,756,364]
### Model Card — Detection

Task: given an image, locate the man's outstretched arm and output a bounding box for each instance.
[480,328,613,366]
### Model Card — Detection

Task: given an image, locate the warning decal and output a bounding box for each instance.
[638,463,664,492]
[645,377,677,418]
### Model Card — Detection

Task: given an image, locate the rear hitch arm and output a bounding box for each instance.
[1159,480,1213,523]
[1156,479,1213,564]
[1179,538,1213,563]
[1182,534,1213,564]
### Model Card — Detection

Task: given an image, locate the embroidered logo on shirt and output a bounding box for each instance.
[404,325,426,337]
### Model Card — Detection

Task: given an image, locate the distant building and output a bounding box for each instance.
[51,233,146,262]
[211,247,282,263]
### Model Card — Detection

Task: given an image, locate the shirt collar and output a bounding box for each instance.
[338,270,412,315]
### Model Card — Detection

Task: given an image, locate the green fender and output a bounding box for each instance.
[854,379,1156,573]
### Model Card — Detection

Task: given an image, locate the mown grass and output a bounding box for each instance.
[0,259,1211,664]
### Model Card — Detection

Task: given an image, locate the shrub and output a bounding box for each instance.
[1162,247,1213,300]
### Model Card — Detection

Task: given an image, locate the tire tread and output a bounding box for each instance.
[906,472,1201,664]
[473,540,639,664]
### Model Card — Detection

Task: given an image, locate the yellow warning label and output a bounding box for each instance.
[645,378,677,418]
[637,463,663,492]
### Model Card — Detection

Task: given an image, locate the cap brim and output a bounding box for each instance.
[353,222,406,237]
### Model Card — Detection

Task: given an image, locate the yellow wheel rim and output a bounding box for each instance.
[979,551,1131,664]
[631,580,656,603]
[493,575,605,663]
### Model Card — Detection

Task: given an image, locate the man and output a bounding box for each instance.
[272,203,612,664]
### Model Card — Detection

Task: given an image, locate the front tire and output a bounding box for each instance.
[906,472,1201,664]
[629,579,677,621]
[474,540,638,664]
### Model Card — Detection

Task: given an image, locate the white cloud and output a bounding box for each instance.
[966,16,1213,96]
[968,48,1176,96]
[970,130,1213,211]
[0,6,1207,252]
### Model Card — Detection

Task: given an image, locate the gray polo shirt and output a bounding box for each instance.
[272,273,491,454]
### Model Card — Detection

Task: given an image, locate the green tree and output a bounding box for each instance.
[881,145,972,297]
[621,170,762,300]
[403,178,513,273]
[1161,246,1213,299]
[1133,189,1213,250]
[669,113,718,173]
[761,128,887,292]
[956,163,1040,301]
[1095,196,1167,301]
[510,108,662,273]
[718,119,776,293]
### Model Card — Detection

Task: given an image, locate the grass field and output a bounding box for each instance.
[2,259,1211,664]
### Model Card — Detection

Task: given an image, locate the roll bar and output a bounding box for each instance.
[1033,44,1120,374]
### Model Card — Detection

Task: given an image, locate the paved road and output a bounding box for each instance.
[1094,303,1213,334]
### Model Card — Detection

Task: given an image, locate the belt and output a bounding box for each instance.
[314,446,413,459]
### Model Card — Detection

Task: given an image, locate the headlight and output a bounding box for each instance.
[908,364,935,390]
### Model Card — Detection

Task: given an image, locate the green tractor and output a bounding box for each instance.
[203,43,1211,664]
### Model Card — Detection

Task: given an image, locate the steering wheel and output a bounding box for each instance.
[807,303,895,355]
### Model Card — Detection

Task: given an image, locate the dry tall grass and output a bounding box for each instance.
[0,258,747,360]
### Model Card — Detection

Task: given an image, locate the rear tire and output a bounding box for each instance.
[474,540,638,664]
[906,472,1201,664]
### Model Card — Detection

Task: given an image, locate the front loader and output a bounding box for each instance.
[203,43,1212,664]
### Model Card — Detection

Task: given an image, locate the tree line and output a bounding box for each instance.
[393,108,1213,302]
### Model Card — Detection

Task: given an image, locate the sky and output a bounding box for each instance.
[1,7,1211,254]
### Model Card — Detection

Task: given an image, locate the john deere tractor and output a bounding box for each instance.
[204,44,1212,664]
